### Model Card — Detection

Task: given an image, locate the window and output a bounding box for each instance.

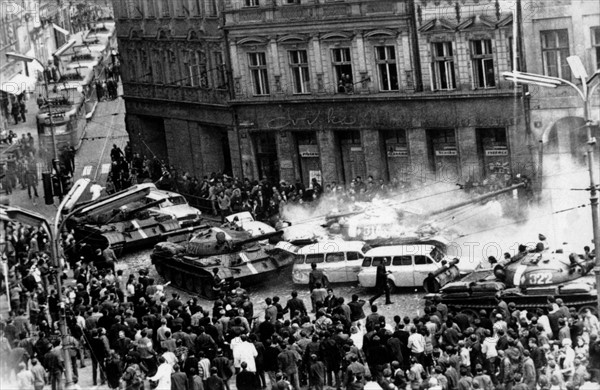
[305,254,324,264]
[214,51,226,89]
[190,0,202,16]
[285,0,300,3]
[174,0,186,17]
[244,0,259,7]
[207,0,218,15]
[414,255,428,265]
[332,48,353,93]
[346,252,363,261]
[508,37,521,71]
[160,0,170,17]
[375,46,399,91]
[289,50,310,94]
[326,252,345,263]
[362,258,372,267]
[541,30,571,80]
[146,0,157,18]
[591,27,600,70]
[471,39,495,88]
[152,50,164,83]
[371,257,385,267]
[188,51,208,87]
[392,256,412,266]
[248,52,270,95]
[431,42,456,90]
[294,255,305,265]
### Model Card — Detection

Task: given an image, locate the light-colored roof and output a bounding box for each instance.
[297,240,366,255]
[365,245,435,257]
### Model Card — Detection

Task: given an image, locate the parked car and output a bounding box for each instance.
[292,240,371,285]
[135,183,202,226]
[225,211,276,236]
[357,244,467,290]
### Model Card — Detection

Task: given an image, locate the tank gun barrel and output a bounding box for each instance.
[429,183,525,216]
[233,230,284,247]
[72,185,152,219]
[430,258,460,278]
[122,198,166,216]
[160,224,211,238]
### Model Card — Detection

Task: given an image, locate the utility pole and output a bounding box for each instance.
[5,208,75,388]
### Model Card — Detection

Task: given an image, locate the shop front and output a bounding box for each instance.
[382,129,410,182]
[477,127,511,180]
[427,128,459,181]
[295,131,320,186]
[253,131,279,182]
[338,130,367,185]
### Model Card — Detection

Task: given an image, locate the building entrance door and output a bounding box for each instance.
[253,132,279,182]
[338,131,366,185]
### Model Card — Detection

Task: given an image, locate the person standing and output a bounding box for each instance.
[148,356,172,390]
[30,358,46,390]
[19,99,26,122]
[369,258,392,306]
[44,339,65,390]
[25,158,39,202]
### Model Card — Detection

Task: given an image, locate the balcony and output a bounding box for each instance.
[224,0,407,25]
[122,82,230,105]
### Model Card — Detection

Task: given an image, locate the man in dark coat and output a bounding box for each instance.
[309,263,327,291]
[235,361,258,390]
[44,339,64,390]
[369,258,392,306]
[171,364,188,390]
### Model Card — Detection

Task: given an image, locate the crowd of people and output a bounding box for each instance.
[105,143,531,226]
[1,212,600,390]
[0,133,41,201]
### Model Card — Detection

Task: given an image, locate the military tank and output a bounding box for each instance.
[66,185,205,254]
[151,226,298,299]
[425,241,598,317]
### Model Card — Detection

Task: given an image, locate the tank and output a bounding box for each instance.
[425,243,598,317]
[328,183,527,246]
[151,226,299,299]
[66,185,204,254]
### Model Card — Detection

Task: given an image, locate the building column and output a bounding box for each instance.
[276,131,300,184]
[317,129,341,184]
[457,126,478,182]
[362,129,387,180]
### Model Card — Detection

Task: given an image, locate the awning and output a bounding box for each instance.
[53,39,77,57]
[5,52,45,72]
[53,23,70,36]
[0,73,37,95]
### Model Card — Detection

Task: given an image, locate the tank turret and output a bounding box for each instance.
[66,185,202,254]
[151,226,297,299]
[426,238,598,318]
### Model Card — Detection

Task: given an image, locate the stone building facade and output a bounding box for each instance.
[111,0,233,176]
[520,0,600,167]
[111,0,569,187]
[225,0,533,186]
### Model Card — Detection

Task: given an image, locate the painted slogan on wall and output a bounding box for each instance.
[256,104,515,131]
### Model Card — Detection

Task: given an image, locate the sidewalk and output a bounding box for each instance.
[1,84,127,218]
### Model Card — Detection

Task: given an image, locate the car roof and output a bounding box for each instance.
[365,245,436,257]
[297,240,366,255]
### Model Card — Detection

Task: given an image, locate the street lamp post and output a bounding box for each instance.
[504,58,600,315]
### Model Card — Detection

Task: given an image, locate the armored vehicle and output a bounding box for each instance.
[426,243,598,317]
[66,185,204,254]
[151,226,298,299]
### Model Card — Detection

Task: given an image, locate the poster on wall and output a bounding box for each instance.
[309,170,322,185]
[298,144,319,158]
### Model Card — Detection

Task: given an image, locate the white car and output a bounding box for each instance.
[358,244,462,290]
[225,211,276,237]
[134,183,202,226]
[292,240,371,285]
